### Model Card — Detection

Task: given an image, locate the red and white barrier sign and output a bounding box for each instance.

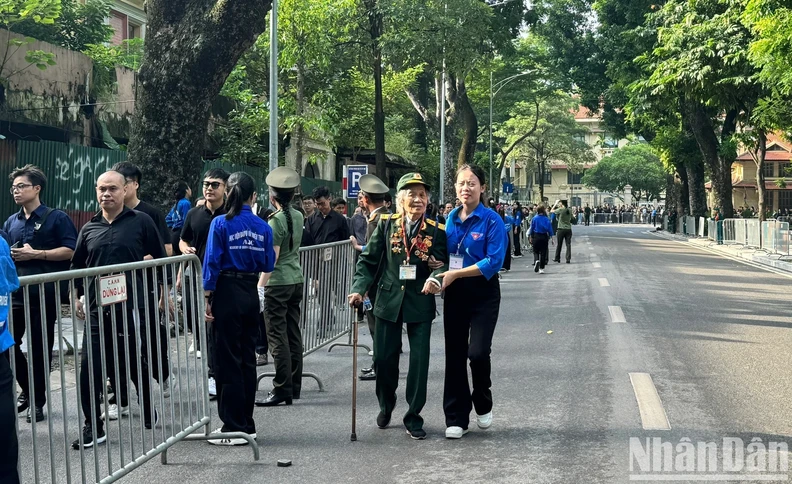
[99,274,127,306]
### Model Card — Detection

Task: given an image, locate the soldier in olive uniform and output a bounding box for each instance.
[348,173,448,440]
[354,174,391,382]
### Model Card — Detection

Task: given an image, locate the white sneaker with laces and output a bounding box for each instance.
[476,411,492,429]
[445,426,469,439]
[539,269,545,274]
[101,404,129,421]
[208,377,217,397]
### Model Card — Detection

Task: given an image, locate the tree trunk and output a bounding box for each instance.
[686,157,707,217]
[293,61,306,176]
[675,162,690,219]
[755,130,768,222]
[367,0,386,180]
[128,0,270,211]
[683,102,736,218]
[413,69,430,151]
[454,77,477,168]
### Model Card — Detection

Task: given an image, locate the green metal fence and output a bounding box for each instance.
[0,140,345,229]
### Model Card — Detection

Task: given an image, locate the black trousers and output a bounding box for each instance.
[139,291,170,382]
[264,284,304,398]
[503,236,512,271]
[184,270,214,378]
[443,276,500,429]
[12,294,57,408]
[532,235,549,269]
[256,313,268,356]
[555,229,573,262]
[81,307,153,429]
[584,214,590,226]
[513,230,523,256]
[0,351,19,484]
[212,274,258,434]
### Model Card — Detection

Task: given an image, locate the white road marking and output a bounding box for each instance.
[608,305,626,323]
[628,230,634,234]
[629,373,671,430]
[592,262,601,268]
[599,278,610,287]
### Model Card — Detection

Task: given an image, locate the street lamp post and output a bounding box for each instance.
[489,71,533,201]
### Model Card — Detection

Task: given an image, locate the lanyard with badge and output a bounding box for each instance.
[450,219,475,271]
[399,217,423,280]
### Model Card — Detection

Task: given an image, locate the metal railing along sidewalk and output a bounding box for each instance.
[10,255,258,484]
[256,240,361,393]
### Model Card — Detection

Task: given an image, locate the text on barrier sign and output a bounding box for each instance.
[100,274,128,306]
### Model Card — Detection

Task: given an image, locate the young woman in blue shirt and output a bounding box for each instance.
[203,172,276,445]
[166,181,192,255]
[528,205,554,274]
[438,164,506,439]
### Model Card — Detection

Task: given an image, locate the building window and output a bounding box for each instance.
[779,191,792,211]
[762,162,775,178]
[602,134,618,149]
[129,22,141,39]
[778,163,791,178]
[535,170,552,185]
[109,10,128,45]
[567,170,584,185]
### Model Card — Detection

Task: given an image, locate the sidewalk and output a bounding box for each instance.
[652,229,792,274]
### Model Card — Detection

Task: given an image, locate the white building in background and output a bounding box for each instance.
[108,0,146,44]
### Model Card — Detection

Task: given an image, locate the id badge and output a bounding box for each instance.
[399,265,417,280]
[450,255,464,271]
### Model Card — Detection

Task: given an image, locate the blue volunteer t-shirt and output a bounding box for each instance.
[445,203,507,280]
[0,237,20,353]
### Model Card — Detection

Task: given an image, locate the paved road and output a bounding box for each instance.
[19,224,792,483]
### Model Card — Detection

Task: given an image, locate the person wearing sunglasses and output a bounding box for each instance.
[179,168,230,400]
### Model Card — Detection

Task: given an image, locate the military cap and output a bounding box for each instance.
[396,172,430,192]
[358,174,389,195]
[266,166,300,189]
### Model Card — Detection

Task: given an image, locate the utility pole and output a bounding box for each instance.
[269,0,279,173]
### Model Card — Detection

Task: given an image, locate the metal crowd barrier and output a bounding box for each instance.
[745,219,762,248]
[761,221,791,255]
[9,255,257,484]
[256,240,360,393]
[684,216,697,237]
[588,212,653,225]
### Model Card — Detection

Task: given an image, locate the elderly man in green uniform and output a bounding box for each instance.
[552,199,574,263]
[348,173,448,440]
[350,174,391,382]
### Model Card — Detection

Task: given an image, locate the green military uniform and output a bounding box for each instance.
[351,173,448,433]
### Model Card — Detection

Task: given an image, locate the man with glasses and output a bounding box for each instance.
[2,164,77,424]
[179,168,230,399]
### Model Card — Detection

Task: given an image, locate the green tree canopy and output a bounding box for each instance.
[583,143,666,202]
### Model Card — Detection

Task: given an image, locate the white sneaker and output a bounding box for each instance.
[161,378,170,399]
[207,427,252,446]
[208,377,217,397]
[476,411,492,429]
[189,342,195,354]
[101,404,129,421]
[196,350,202,359]
[445,426,469,439]
[368,350,374,357]
[539,269,545,274]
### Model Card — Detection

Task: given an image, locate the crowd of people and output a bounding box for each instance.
[0,159,673,482]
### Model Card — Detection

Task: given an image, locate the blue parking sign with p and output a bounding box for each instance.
[346,165,369,198]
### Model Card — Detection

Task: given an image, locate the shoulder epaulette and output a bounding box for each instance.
[426,219,446,230]
[381,213,401,220]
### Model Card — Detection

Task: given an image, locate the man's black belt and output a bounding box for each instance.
[219,271,258,281]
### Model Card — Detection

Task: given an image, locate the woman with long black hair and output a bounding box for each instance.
[255,167,306,407]
[203,172,276,446]
[166,181,192,255]
[439,164,506,440]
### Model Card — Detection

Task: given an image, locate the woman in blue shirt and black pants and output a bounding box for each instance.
[439,164,506,439]
[0,237,20,483]
[203,172,276,445]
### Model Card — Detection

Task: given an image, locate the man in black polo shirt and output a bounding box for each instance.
[112,161,173,404]
[179,168,229,399]
[71,170,167,449]
[3,164,77,423]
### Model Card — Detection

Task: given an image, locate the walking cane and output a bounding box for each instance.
[351,307,359,442]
